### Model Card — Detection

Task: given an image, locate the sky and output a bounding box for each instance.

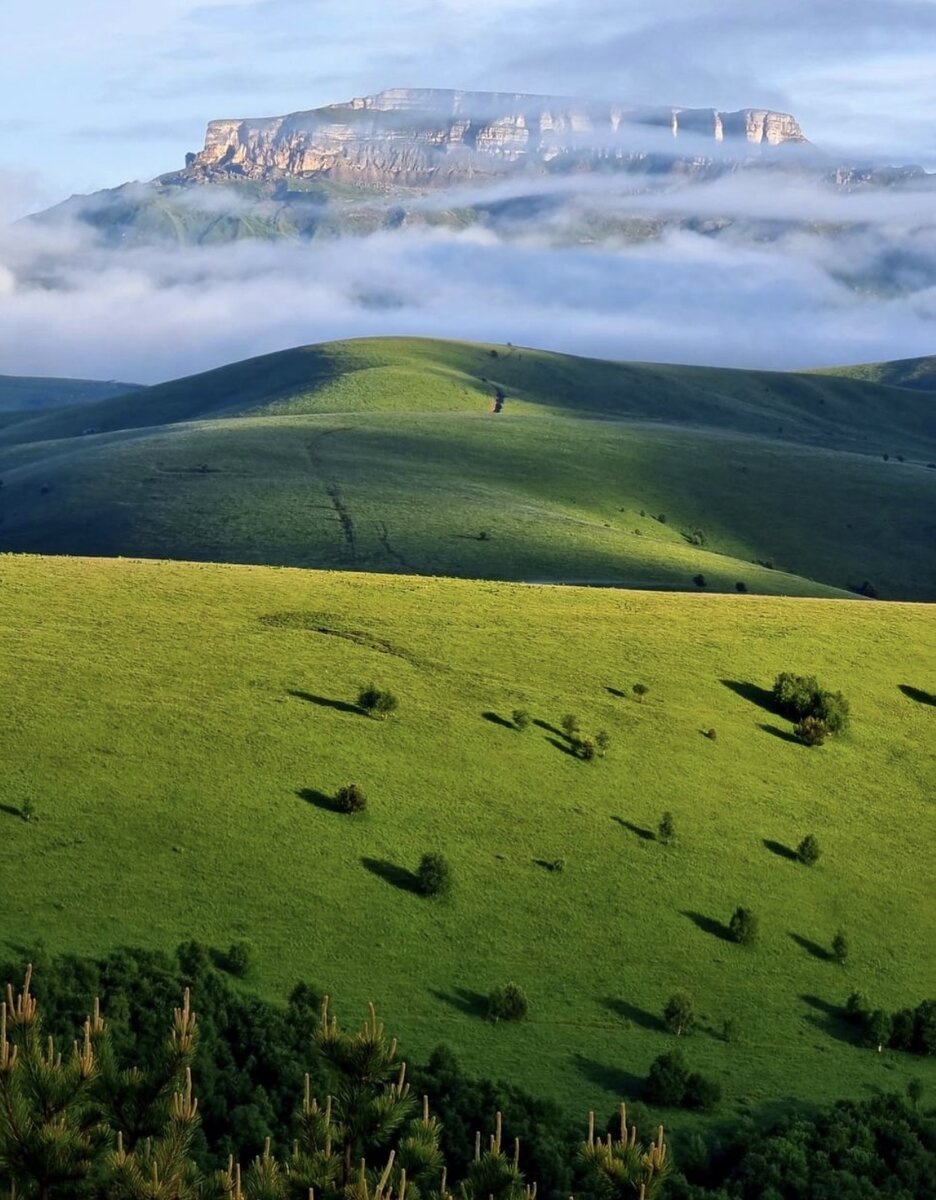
[3,0,936,213]
[2,0,936,380]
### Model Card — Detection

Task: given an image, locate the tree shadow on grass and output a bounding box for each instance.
[288,690,365,716]
[763,838,798,862]
[606,686,628,699]
[800,994,857,1046]
[602,997,665,1032]
[573,1054,644,1100]
[0,804,23,819]
[533,718,570,740]
[789,932,831,962]
[760,723,800,745]
[682,910,734,943]
[546,737,579,758]
[720,679,780,715]
[429,987,489,1019]
[296,788,341,813]
[482,711,516,730]
[611,816,656,842]
[361,857,421,895]
[899,684,936,707]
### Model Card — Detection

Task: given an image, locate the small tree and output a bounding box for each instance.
[735,581,747,593]
[704,727,717,740]
[595,730,611,756]
[488,982,528,1023]
[224,940,254,978]
[417,852,452,898]
[865,1009,893,1052]
[335,783,367,813]
[357,683,399,719]
[632,683,649,703]
[908,1078,925,1107]
[796,716,830,746]
[683,1072,721,1112]
[729,907,758,946]
[561,714,580,738]
[20,798,35,822]
[693,574,707,588]
[658,811,676,845]
[663,991,695,1036]
[511,708,530,731]
[846,991,870,1022]
[832,930,849,966]
[797,834,822,866]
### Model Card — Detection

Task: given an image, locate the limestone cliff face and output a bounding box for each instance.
[189,88,808,186]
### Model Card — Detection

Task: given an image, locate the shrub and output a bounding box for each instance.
[357,683,399,719]
[692,574,707,588]
[796,716,830,746]
[797,834,822,866]
[417,852,452,898]
[223,940,254,978]
[478,530,491,541]
[560,714,580,737]
[663,990,695,1036]
[577,737,597,762]
[735,580,747,593]
[704,727,717,740]
[908,1078,925,1106]
[729,907,758,946]
[812,690,850,734]
[690,529,705,546]
[683,1072,722,1112]
[335,783,367,814]
[832,930,849,966]
[846,991,870,1022]
[658,811,676,845]
[511,709,531,732]
[20,798,35,822]
[657,513,667,524]
[488,982,528,1022]
[645,1049,688,1106]
[632,683,648,702]
[595,730,611,755]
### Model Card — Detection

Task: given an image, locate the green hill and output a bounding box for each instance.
[0,374,140,412]
[814,354,936,393]
[1,338,933,599]
[1,554,933,1126]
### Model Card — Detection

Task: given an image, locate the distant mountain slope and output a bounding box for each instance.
[814,354,936,393]
[0,338,933,601]
[0,374,140,412]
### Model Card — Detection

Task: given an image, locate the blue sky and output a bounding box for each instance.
[3,0,936,215]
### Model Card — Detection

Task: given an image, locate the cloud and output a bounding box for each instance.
[2,166,936,384]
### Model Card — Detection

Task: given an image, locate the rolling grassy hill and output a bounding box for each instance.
[0,374,140,412]
[815,354,936,393]
[0,553,933,1127]
[0,339,933,600]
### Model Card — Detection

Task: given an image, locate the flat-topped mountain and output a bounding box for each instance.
[185,87,808,186]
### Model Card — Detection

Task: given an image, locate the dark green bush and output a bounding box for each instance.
[336,783,368,814]
[692,574,707,588]
[683,1072,722,1111]
[797,834,822,865]
[512,709,531,731]
[488,982,529,1023]
[772,673,849,734]
[729,907,759,946]
[418,852,452,898]
[357,683,399,719]
[645,1049,688,1106]
[832,930,849,965]
[223,940,254,978]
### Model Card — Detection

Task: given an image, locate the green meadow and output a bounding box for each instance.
[1,338,934,600]
[1,553,933,1127]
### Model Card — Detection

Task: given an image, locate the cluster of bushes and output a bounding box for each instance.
[560,714,610,761]
[845,992,936,1055]
[645,1049,721,1111]
[772,672,850,744]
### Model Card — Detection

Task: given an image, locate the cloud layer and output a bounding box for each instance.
[2,168,936,383]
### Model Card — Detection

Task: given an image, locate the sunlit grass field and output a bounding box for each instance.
[1,553,933,1127]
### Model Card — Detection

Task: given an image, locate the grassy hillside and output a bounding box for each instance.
[1,339,934,600]
[815,354,936,394]
[0,554,933,1126]
[0,374,140,412]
